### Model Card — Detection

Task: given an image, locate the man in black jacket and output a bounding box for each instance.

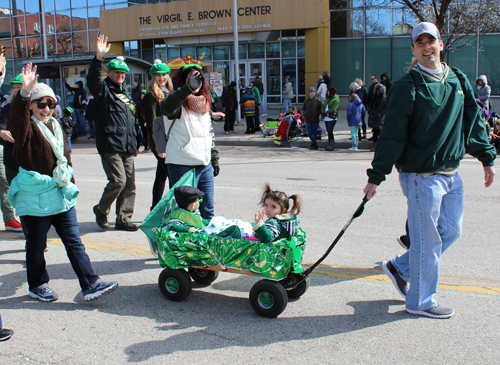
[87,34,139,231]
[221,81,238,134]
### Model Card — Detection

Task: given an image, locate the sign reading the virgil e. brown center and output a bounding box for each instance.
[100,0,325,41]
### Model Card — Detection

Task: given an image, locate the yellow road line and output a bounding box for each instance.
[6,232,499,296]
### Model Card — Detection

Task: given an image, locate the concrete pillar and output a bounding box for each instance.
[305,0,330,93]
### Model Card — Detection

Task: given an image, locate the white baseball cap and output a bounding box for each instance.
[411,22,441,44]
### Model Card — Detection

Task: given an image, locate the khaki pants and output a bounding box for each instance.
[98,152,136,224]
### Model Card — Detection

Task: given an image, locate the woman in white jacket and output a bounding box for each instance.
[153,65,224,220]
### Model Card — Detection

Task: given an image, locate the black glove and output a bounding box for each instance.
[187,71,204,93]
[213,165,220,177]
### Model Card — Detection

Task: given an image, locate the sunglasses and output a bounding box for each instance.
[35,102,58,109]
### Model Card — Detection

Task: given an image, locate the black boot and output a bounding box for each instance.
[309,142,318,150]
[325,140,335,151]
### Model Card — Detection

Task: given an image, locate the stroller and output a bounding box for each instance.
[140,170,309,318]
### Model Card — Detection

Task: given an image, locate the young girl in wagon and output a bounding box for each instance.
[253,184,302,243]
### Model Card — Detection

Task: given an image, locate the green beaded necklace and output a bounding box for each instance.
[416,64,448,107]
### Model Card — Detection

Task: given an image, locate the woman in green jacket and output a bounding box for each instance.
[321,87,340,151]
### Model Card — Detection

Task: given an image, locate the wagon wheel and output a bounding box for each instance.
[158,269,192,302]
[249,280,288,318]
[188,268,219,286]
[280,273,310,299]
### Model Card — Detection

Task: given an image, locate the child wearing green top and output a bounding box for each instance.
[165,186,245,239]
[253,184,302,243]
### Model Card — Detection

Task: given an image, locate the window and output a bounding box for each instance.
[365,38,391,83]
[213,45,228,60]
[196,46,212,61]
[167,46,179,60]
[393,8,416,35]
[330,10,364,38]
[230,44,247,59]
[366,8,391,36]
[266,60,280,95]
[478,34,500,95]
[180,46,195,59]
[34,23,41,33]
[330,39,363,93]
[282,42,296,58]
[248,43,264,59]
[47,24,55,34]
[266,42,280,58]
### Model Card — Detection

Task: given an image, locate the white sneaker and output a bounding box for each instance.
[347,147,358,151]
[212,122,218,125]
[232,130,238,133]
[225,131,230,135]
[261,113,268,116]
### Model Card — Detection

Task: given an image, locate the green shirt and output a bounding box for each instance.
[367,64,495,185]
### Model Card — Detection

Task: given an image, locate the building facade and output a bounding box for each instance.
[0,0,499,108]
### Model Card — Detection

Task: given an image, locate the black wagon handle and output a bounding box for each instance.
[301,194,369,278]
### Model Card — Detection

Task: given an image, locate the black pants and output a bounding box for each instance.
[245,116,255,133]
[151,151,170,209]
[224,108,236,131]
[372,127,381,142]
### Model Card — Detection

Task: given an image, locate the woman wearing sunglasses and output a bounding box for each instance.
[7,62,118,303]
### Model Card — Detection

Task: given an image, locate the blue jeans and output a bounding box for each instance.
[167,164,215,220]
[24,207,99,291]
[283,98,292,112]
[67,136,72,153]
[393,172,464,311]
[305,122,319,143]
[74,109,86,134]
[324,119,337,141]
[260,103,267,115]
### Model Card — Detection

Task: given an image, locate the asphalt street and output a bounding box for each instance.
[1,144,499,364]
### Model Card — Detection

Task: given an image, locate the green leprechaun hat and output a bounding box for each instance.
[107,56,129,72]
[10,74,22,85]
[149,59,170,77]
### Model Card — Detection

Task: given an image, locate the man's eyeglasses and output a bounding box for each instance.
[36,102,58,109]
[370,77,376,80]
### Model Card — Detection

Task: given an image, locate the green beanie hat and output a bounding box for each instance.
[64,106,74,115]
[149,59,170,77]
[107,56,129,72]
[10,74,22,85]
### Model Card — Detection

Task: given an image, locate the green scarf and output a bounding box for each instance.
[165,208,205,229]
[32,116,72,187]
[112,86,136,112]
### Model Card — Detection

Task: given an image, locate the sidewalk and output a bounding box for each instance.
[70,108,373,152]
[212,108,373,150]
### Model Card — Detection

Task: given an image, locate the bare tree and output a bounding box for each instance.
[329,0,500,55]
[393,0,500,55]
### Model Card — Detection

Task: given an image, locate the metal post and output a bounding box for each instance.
[39,0,48,59]
[233,0,241,123]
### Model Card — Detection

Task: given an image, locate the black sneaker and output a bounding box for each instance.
[406,304,454,319]
[93,205,109,229]
[397,235,410,250]
[115,221,139,231]
[83,279,118,301]
[382,261,408,299]
[0,328,13,341]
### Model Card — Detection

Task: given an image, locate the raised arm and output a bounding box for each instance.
[86,35,111,100]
